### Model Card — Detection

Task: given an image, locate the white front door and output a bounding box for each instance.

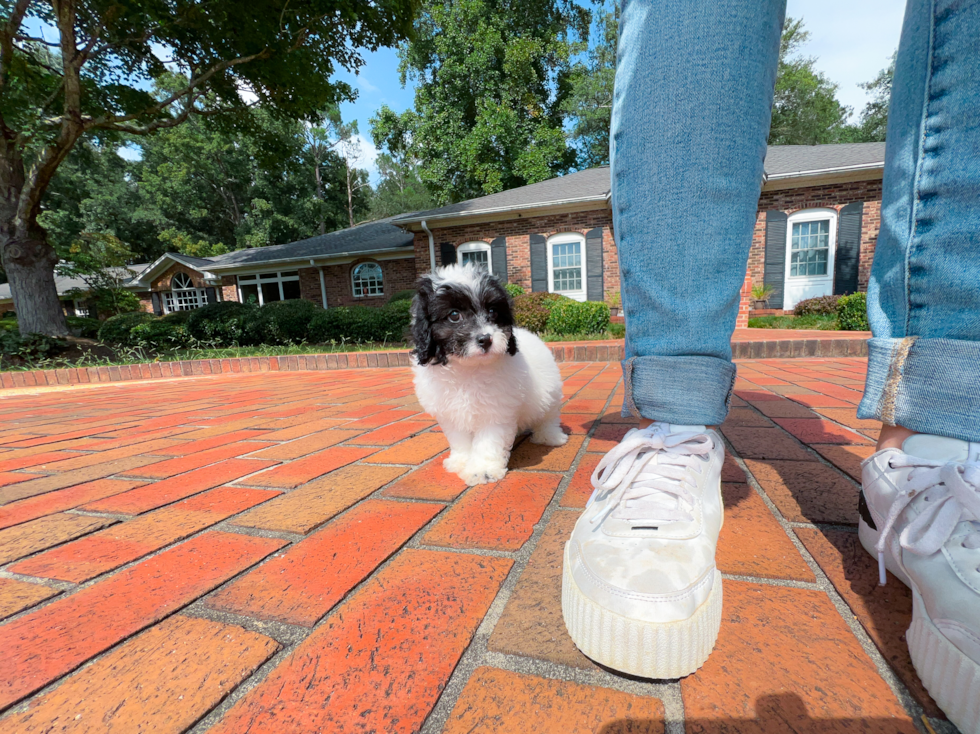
[783,209,838,310]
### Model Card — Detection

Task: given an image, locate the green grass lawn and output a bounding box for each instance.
[748,314,839,330]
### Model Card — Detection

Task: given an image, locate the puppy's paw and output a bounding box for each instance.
[530,428,569,446]
[443,453,469,474]
[460,458,508,486]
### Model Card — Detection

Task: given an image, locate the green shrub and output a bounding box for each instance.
[308,301,411,344]
[0,319,19,333]
[609,322,625,338]
[130,319,191,350]
[244,299,322,345]
[388,289,416,303]
[546,300,610,336]
[97,311,154,345]
[160,309,194,325]
[504,283,525,297]
[0,331,67,361]
[794,295,840,316]
[66,316,101,339]
[511,292,570,333]
[2,310,15,319]
[836,292,869,331]
[186,301,256,346]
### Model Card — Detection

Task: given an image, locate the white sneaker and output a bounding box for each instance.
[859,434,980,734]
[561,422,725,678]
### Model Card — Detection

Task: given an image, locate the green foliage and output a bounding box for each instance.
[388,289,417,303]
[836,292,869,331]
[374,0,588,203]
[563,8,617,168]
[186,302,256,345]
[97,312,155,346]
[847,56,894,144]
[751,283,775,301]
[369,153,438,219]
[56,232,142,318]
[0,332,68,362]
[309,301,412,344]
[512,292,568,333]
[769,18,852,145]
[748,314,838,330]
[609,322,625,338]
[504,283,525,298]
[130,319,192,350]
[546,300,610,335]
[244,299,323,345]
[794,295,841,316]
[66,317,101,339]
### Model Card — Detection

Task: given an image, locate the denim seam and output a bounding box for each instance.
[904,0,938,337]
[881,336,917,426]
[622,357,641,418]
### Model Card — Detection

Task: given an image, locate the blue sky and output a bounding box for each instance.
[338,0,907,181]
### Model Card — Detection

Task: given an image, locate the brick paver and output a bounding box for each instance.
[0,359,958,733]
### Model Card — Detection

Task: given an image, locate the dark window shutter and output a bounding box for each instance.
[205,287,217,304]
[490,237,508,283]
[150,292,163,316]
[834,202,864,296]
[440,242,457,267]
[764,210,788,310]
[585,228,604,301]
[529,234,548,292]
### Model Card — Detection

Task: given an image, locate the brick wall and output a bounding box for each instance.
[414,209,620,303]
[314,258,417,307]
[749,178,883,296]
[150,263,209,291]
[220,275,237,303]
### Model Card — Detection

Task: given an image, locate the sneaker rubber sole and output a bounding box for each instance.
[859,513,980,734]
[561,542,723,679]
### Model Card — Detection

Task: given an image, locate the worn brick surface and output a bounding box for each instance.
[206,499,441,626]
[744,458,860,525]
[0,455,160,504]
[362,431,449,465]
[123,441,276,479]
[560,452,602,508]
[0,479,145,530]
[443,668,664,734]
[720,426,815,462]
[248,429,364,460]
[0,615,279,734]
[772,417,871,446]
[0,531,284,708]
[382,453,469,501]
[795,527,941,716]
[209,549,512,734]
[0,513,117,564]
[0,578,59,621]
[509,434,585,472]
[811,443,876,482]
[681,580,918,733]
[245,445,378,488]
[233,464,407,534]
[423,471,560,551]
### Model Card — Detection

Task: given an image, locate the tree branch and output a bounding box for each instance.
[0,0,34,93]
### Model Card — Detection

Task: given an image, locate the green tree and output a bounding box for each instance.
[368,105,435,217]
[846,56,894,143]
[563,7,616,168]
[58,232,141,316]
[377,0,589,204]
[769,18,852,145]
[0,0,417,336]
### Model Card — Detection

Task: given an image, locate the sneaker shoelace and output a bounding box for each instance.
[589,425,713,527]
[876,457,980,585]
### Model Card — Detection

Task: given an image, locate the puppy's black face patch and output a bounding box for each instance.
[411,267,517,365]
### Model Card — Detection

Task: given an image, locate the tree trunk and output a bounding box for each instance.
[315,161,325,236]
[1,233,69,337]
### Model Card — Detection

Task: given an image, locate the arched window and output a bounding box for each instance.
[457,241,492,273]
[352,262,384,298]
[783,208,838,310]
[164,272,207,312]
[547,232,587,302]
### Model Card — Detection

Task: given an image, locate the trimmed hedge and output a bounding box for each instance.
[98,312,154,346]
[794,295,840,316]
[504,283,525,297]
[309,300,411,344]
[67,316,101,339]
[512,292,566,333]
[244,299,321,345]
[388,289,415,304]
[186,301,256,345]
[547,300,610,335]
[836,292,869,331]
[130,318,191,350]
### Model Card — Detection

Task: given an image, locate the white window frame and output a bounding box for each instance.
[237,270,301,306]
[783,208,838,310]
[352,262,384,298]
[457,241,492,274]
[163,272,208,313]
[547,232,587,302]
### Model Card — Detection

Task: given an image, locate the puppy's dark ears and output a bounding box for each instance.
[411,275,444,366]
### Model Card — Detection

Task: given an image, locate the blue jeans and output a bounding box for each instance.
[613,0,980,442]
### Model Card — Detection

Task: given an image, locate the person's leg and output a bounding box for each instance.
[562,0,786,681]
[858,0,980,442]
[611,0,785,426]
[856,5,980,730]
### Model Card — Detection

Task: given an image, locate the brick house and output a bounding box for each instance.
[111,142,885,325]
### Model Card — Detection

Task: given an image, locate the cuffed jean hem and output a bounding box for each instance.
[621,355,737,425]
[857,337,980,443]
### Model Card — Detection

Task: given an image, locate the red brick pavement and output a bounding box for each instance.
[0,359,952,732]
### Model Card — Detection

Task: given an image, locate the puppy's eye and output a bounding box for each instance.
[448,310,461,323]
[488,307,497,320]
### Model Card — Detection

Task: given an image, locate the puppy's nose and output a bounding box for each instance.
[476,334,493,351]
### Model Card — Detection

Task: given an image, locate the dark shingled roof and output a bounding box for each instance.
[205,216,416,269]
[395,143,887,224]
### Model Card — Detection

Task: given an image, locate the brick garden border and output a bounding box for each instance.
[0,337,868,390]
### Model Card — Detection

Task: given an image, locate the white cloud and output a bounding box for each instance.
[786,0,905,118]
[351,134,381,184]
[354,75,381,94]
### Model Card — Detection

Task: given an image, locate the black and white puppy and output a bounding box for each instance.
[411,263,567,486]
